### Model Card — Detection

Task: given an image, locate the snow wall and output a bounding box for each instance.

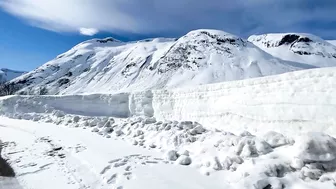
[1,68,335,134]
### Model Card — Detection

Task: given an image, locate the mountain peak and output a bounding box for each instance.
[248,33,325,48]
[183,29,246,46]
[248,33,336,67]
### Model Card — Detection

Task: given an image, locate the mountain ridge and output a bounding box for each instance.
[9,29,319,95]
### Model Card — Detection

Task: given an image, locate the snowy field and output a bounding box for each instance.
[1,117,336,189]
[1,67,336,188]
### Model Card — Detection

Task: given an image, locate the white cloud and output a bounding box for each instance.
[0,0,335,38]
[79,28,99,36]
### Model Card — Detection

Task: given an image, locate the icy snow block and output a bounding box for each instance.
[294,132,336,162]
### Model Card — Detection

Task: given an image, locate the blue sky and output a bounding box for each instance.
[0,9,133,71]
[1,0,336,71]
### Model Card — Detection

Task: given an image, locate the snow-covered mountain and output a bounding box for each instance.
[248,33,336,67]
[0,68,26,83]
[11,29,314,95]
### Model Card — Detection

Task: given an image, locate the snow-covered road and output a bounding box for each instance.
[0,117,227,189]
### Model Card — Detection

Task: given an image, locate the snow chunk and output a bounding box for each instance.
[263,131,289,148]
[178,149,190,156]
[291,158,304,170]
[235,136,272,157]
[144,117,156,124]
[165,150,178,161]
[103,121,112,128]
[176,155,192,166]
[91,128,99,132]
[294,132,336,162]
[240,131,253,137]
[53,110,65,118]
[115,130,124,137]
[73,116,80,123]
[103,127,113,134]
[189,125,206,135]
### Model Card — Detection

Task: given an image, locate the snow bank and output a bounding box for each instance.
[151,67,336,134]
[0,93,130,118]
[1,67,336,135]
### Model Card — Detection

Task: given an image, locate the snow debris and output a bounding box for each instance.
[222,156,244,171]
[235,136,272,157]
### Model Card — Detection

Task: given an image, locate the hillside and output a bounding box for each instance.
[9,29,313,95]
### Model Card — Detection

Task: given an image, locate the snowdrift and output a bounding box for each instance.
[1,67,335,134]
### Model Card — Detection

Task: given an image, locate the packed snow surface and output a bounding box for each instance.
[10,29,314,95]
[249,33,336,67]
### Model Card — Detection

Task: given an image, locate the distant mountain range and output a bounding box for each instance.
[7,29,336,95]
[0,68,26,83]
